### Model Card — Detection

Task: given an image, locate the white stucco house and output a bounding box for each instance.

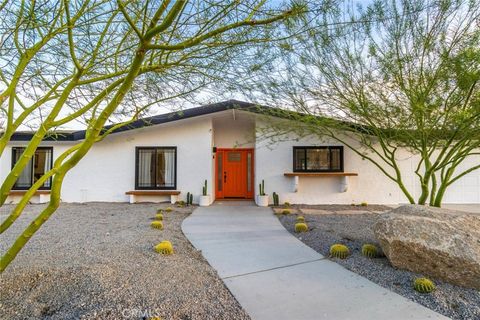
[1,100,479,205]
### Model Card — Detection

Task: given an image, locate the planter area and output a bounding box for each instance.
[277,205,480,320]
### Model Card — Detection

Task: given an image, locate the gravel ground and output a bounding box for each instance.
[278,207,480,320]
[0,203,250,320]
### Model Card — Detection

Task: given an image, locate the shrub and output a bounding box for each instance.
[413,278,435,293]
[330,244,350,259]
[361,244,378,258]
[295,222,308,233]
[151,221,164,230]
[360,202,368,206]
[176,200,185,207]
[296,216,305,223]
[154,213,163,221]
[282,209,291,215]
[154,241,174,255]
[165,207,173,213]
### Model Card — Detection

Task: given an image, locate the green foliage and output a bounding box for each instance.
[330,244,350,259]
[151,221,163,230]
[259,180,266,196]
[295,222,308,233]
[202,180,208,196]
[414,278,436,293]
[273,192,279,206]
[361,244,378,258]
[155,213,163,221]
[154,241,174,255]
[176,200,185,207]
[165,207,173,213]
[296,216,305,223]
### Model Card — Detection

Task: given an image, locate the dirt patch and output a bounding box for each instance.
[278,210,480,320]
[0,203,249,320]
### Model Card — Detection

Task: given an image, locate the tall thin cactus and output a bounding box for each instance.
[259,180,266,196]
[273,192,279,206]
[202,180,207,196]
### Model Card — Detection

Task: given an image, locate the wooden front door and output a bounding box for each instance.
[216,149,254,199]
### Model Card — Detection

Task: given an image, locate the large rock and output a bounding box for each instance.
[373,205,480,289]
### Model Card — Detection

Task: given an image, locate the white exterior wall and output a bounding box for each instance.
[2,116,214,204]
[2,111,478,205]
[255,118,480,205]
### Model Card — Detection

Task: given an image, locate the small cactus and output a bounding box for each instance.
[154,241,174,255]
[282,209,291,215]
[295,222,308,233]
[284,202,291,208]
[413,278,435,293]
[155,213,163,220]
[165,207,172,213]
[202,180,208,196]
[157,209,163,214]
[361,244,378,258]
[187,192,193,205]
[360,202,368,207]
[151,221,163,229]
[296,216,305,223]
[259,180,266,196]
[330,244,350,259]
[272,192,279,206]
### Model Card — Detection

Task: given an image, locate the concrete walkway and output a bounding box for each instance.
[182,203,448,320]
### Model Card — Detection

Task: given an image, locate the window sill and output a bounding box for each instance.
[284,172,358,193]
[284,172,358,177]
[9,190,51,195]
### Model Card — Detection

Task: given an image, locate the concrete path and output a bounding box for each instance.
[182,203,448,320]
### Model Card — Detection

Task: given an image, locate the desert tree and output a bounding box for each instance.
[251,0,480,206]
[0,0,304,271]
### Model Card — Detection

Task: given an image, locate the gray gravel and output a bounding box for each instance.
[278,208,480,320]
[0,203,250,320]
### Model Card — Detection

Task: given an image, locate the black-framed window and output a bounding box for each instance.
[11,147,53,190]
[135,147,177,190]
[293,146,344,172]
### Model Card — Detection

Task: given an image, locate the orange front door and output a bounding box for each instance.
[216,149,254,199]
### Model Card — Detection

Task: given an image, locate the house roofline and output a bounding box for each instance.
[9,100,267,142]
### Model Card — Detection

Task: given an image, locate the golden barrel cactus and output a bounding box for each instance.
[330,244,350,259]
[414,278,435,293]
[295,222,308,233]
[155,213,164,220]
[296,216,305,223]
[151,221,164,230]
[361,244,378,258]
[154,241,174,255]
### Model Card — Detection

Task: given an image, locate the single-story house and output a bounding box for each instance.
[1,100,479,205]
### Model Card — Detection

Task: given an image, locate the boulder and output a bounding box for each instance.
[373,205,480,289]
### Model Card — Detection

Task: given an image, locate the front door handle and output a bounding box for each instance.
[224,172,227,183]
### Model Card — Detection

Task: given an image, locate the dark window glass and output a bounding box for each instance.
[12,147,53,189]
[293,146,343,172]
[136,147,176,189]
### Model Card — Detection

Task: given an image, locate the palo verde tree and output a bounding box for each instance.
[252,0,480,206]
[0,0,304,271]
